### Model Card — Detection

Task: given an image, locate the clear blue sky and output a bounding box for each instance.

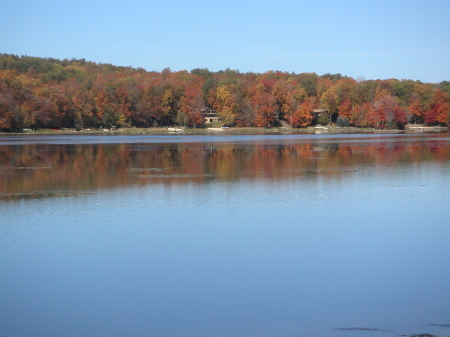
[1,0,449,83]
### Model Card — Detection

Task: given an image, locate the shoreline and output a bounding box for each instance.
[1,125,448,136]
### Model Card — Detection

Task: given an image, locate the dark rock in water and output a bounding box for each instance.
[333,327,390,332]
[428,324,450,327]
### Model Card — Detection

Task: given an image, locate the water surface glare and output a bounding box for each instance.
[1,134,449,337]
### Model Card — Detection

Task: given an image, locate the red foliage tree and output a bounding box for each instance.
[252,91,277,127]
[180,85,204,128]
[350,102,371,127]
[367,95,406,129]
[425,89,449,125]
[408,92,423,124]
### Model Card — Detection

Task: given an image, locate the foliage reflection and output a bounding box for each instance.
[1,136,449,201]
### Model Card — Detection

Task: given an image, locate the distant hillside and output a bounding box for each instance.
[0,53,449,131]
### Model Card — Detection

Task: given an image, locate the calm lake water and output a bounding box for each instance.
[1,133,449,337]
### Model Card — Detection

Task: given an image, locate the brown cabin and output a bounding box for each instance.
[201,108,221,123]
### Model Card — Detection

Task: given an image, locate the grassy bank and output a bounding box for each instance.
[1,125,448,136]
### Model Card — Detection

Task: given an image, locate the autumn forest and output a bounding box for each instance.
[0,53,449,131]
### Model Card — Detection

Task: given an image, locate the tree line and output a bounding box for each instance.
[0,53,449,131]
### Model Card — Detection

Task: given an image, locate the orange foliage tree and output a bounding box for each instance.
[252,91,277,127]
[291,101,314,127]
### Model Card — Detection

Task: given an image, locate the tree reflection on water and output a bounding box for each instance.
[0,135,449,201]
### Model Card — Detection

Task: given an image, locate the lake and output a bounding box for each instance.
[1,133,449,337]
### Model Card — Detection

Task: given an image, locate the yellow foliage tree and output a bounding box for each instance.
[214,85,238,125]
